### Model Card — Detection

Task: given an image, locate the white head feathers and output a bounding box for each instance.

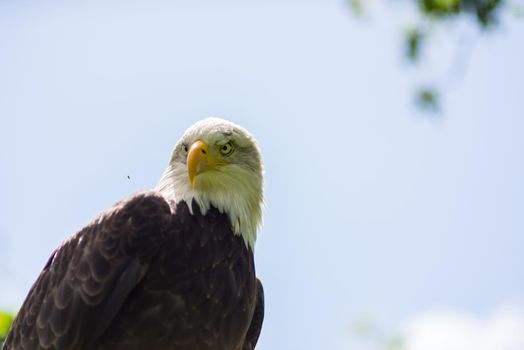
[157,118,264,250]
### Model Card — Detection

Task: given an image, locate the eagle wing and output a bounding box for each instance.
[2,192,172,350]
[243,278,265,350]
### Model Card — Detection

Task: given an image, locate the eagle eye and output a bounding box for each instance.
[219,142,234,156]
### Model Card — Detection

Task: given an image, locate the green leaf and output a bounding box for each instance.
[416,87,440,112]
[0,312,14,337]
[405,28,425,62]
[433,0,460,12]
[348,0,366,17]
[419,0,459,15]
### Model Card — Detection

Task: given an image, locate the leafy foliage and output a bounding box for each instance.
[405,28,425,62]
[416,87,440,112]
[353,319,405,349]
[0,312,14,348]
[349,0,507,112]
[419,0,502,26]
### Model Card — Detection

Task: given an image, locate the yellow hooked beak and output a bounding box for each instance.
[187,140,223,187]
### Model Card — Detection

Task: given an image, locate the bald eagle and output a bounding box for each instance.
[2,118,265,350]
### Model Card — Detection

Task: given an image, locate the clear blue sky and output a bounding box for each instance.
[1,1,523,349]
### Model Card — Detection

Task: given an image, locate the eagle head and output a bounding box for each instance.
[157,118,263,249]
